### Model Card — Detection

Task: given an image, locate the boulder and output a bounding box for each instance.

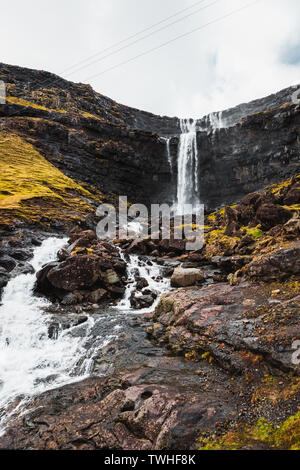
[245,245,300,281]
[102,268,120,285]
[211,255,251,273]
[283,187,300,205]
[61,293,79,306]
[35,261,60,296]
[171,267,204,287]
[159,238,186,254]
[283,216,300,238]
[87,288,107,304]
[255,204,291,230]
[136,277,149,290]
[130,293,155,309]
[47,256,100,292]
[69,229,96,244]
[0,255,16,272]
[127,238,150,255]
[240,192,261,207]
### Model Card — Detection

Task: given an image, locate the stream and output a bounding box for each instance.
[0,236,170,434]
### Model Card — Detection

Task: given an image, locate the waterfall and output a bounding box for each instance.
[209,111,224,131]
[166,137,173,174]
[176,118,199,214]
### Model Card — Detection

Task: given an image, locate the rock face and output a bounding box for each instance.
[0,365,236,450]
[244,244,300,281]
[1,62,300,212]
[149,283,300,375]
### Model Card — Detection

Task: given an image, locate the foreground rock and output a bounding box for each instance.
[242,244,300,282]
[0,374,235,450]
[1,309,299,451]
[149,282,300,375]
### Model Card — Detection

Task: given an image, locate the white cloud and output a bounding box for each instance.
[0,0,299,118]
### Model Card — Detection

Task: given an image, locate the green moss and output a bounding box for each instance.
[0,131,101,226]
[204,228,239,257]
[268,174,300,196]
[282,204,300,212]
[81,111,105,121]
[6,96,67,113]
[199,413,300,450]
[241,225,264,240]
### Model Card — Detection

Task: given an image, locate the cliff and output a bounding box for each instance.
[0,62,300,222]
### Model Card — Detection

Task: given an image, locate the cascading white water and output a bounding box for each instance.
[0,237,98,433]
[209,111,225,131]
[166,137,173,174]
[176,119,199,214]
[115,251,170,313]
[0,235,171,434]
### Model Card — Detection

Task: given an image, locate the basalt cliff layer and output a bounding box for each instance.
[0,62,299,220]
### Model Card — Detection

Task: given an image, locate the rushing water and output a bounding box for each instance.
[116,251,170,313]
[176,118,199,214]
[0,238,99,432]
[0,236,170,433]
[165,137,173,174]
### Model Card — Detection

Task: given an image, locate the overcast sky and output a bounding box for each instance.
[1,0,300,118]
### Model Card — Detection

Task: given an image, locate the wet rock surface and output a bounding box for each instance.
[148,283,300,375]
[1,305,299,450]
[0,227,63,302]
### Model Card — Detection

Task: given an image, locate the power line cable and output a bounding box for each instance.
[4,0,263,120]
[3,0,215,118]
[64,0,220,77]
[61,0,210,75]
[84,0,263,82]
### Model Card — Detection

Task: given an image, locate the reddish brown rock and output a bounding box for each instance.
[244,244,300,281]
[149,283,300,374]
[159,238,185,254]
[0,369,236,450]
[47,255,100,291]
[283,187,300,205]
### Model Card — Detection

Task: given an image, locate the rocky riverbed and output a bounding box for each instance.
[0,175,299,450]
[0,63,299,450]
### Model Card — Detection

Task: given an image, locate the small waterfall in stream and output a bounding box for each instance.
[176,118,199,214]
[115,248,170,313]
